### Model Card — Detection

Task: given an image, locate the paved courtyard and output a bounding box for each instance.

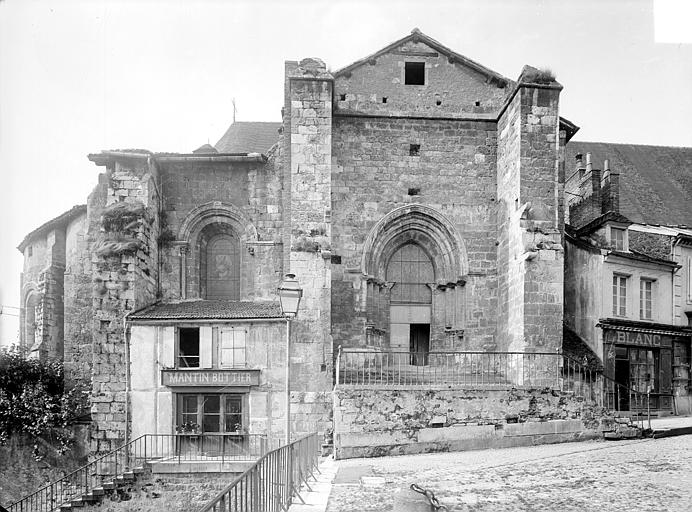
[322,436,692,512]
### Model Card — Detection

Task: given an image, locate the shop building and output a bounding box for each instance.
[564,145,692,414]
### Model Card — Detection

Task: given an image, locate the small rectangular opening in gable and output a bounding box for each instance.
[382,97,388,103]
[409,144,420,156]
[408,187,420,196]
[404,62,425,85]
[339,93,346,101]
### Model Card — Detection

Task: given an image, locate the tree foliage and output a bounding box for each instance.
[0,349,87,450]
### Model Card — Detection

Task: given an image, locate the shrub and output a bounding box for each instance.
[521,67,556,84]
[0,349,87,451]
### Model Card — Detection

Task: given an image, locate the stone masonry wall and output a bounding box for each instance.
[90,158,159,454]
[496,82,564,354]
[333,387,613,459]
[519,86,563,352]
[285,59,335,436]
[334,39,507,117]
[331,116,498,351]
[63,213,92,388]
[158,154,283,301]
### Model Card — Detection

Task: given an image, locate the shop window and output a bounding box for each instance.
[404,62,425,85]
[178,328,200,368]
[612,275,627,317]
[629,348,658,393]
[176,394,244,433]
[219,328,246,368]
[640,279,654,320]
[609,227,627,251]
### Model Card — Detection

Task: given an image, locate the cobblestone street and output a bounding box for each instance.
[325,436,692,511]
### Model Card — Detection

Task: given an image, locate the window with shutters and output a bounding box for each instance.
[219,328,246,368]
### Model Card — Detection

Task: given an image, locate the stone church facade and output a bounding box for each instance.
[18,30,574,452]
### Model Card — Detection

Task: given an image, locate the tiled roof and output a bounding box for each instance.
[566,141,692,227]
[215,122,282,154]
[130,300,284,320]
[17,204,87,252]
[192,143,218,154]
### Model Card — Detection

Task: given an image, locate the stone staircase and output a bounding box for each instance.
[57,466,150,510]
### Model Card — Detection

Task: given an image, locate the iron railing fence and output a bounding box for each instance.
[337,349,653,424]
[561,354,649,427]
[7,434,274,512]
[198,432,320,512]
[336,349,560,388]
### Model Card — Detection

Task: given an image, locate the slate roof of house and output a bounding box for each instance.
[129,300,284,321]
[17,204,87,252]
[566,141,692,228]
[215,122,282,154]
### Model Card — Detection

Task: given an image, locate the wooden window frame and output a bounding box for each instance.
[639,278,654,320]
[219,328,247,369]
[612,274,628,317]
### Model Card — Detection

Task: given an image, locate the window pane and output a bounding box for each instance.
[202,395,221,432]
[220,330,246,368]
[179,328,200,368]
[225,396,242,432]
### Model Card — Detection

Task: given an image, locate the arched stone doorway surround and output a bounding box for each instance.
[360,204,468,351]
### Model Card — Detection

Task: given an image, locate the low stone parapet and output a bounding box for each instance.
[333,387,612,459]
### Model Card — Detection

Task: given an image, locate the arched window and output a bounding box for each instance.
[201,233,240,300]
[386,243,434,304]
[23,291,40,352]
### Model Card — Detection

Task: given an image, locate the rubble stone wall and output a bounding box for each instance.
[333,387,610,459]
[90,158,160,454]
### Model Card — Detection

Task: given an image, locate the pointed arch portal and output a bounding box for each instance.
[361,205,468,358]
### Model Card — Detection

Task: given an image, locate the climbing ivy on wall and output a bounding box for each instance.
[0,349,87,450]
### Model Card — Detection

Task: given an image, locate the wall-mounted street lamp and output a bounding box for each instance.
[278,273,302,445]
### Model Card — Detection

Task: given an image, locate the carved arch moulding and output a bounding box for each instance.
[177,201,258,245]
[361,204,468,286]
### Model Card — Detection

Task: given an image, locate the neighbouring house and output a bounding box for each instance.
[564,144,692,415]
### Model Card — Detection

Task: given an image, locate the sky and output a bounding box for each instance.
[0,0,691,347]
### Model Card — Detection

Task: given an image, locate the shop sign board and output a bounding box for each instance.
[604,329,673,348]
[162,369,260,387]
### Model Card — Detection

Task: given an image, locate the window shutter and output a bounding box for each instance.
[200,326,213,368]
[235,329,247,367]
[161,326,175,368]
[660,349,672,393]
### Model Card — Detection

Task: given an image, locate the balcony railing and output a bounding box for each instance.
[336,349,560,388]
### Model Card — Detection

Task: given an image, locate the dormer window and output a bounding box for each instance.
[404,62,425,85]
[609,226,627,251]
